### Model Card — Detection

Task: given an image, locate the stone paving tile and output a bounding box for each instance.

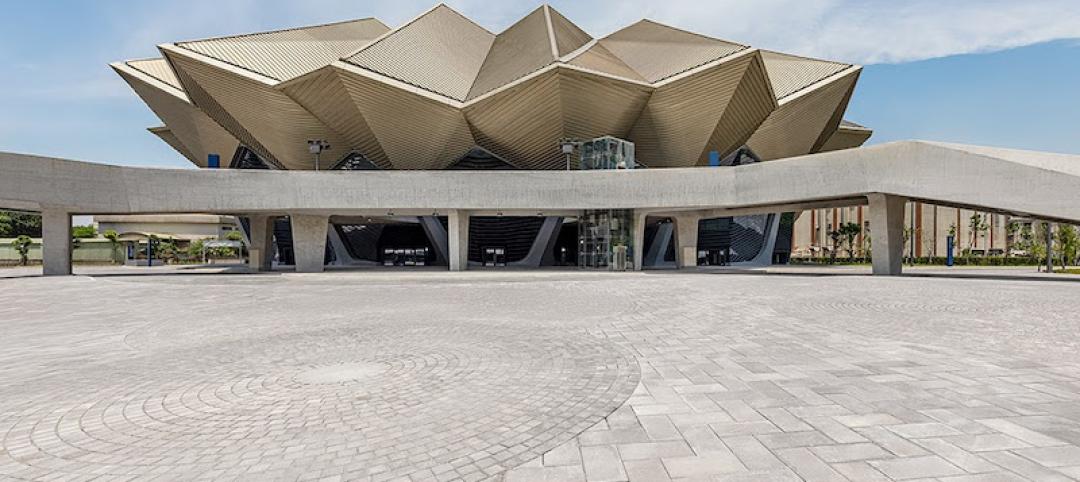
[4,269,1080,481]
[869,455,967,479]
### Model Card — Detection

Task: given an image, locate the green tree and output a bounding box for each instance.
[968,213,989,253]
[1055,224,1079,270]
[103,229,121,263]
[10,235,33,266]
[837,222,861,259]
[0,211,42,237]
[225,230,243,242]
[826,228,842,264]
[71,225,97,239]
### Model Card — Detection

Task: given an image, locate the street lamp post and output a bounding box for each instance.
[307,140,331,171]
[559,139,576,171]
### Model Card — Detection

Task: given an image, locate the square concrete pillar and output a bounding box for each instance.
[868,193,907,276]
[41,209,72,276]
[247,215,274,272]
[632,210,648,271]
[289,214,329,273]
[674,213,701,269]
[447,210,469,271]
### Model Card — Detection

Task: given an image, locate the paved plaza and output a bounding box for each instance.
[2,267,1080,481]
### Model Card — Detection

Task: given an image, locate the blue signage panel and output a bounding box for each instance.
[208,154,220,168]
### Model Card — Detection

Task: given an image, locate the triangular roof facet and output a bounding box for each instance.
[344,5,494,101]
[175,18,389,82]
[598,20,747,83]
[760,50,851,100]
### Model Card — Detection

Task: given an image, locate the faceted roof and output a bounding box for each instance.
[118,3,870,170]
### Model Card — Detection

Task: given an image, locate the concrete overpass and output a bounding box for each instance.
[2,141,1078,276]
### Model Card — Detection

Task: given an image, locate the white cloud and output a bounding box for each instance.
[106,0,1080,65]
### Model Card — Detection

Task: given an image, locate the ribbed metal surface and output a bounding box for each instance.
[149,128,196,162]
[335,69,475,170]
[166,50,348,170]
[629,53,764,167]
[568,43,645,82]
[548,7,592,57]
[747,70,859,161]
[127,59,182,90]
[468,217,545,263]
[760,50,850,100]
[345,6,494,101]
[599,20,746,83]
[704,54,777,163]
[280,67,391,169]
[467,7,556,101]
[819,124,873,152]
[450,147,517,170]
[176,19,389,81]
[560,69,653,143]
[115,65,239,168]
[464,67,652,170]
[464,69,565,170]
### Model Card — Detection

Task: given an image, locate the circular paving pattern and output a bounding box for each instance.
[0,321,639,480]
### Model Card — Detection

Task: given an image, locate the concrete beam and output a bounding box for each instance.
[448,210,469,271]
[247,215,274,271]
[673,213,701,269]
[868,193,907,276]
[41,209,72,276]
[290,214,328,273]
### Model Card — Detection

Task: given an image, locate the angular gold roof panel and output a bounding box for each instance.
[344,5,494,101]
[118,5,869,170]
[176,18,388,82]
[467,7,557,100]
[598,20,747,83]
[126,59,182,90]
[760,50,850,100]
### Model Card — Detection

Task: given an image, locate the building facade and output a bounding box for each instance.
[111,4,873,270]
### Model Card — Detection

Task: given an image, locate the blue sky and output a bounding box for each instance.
[1,0,1078,169]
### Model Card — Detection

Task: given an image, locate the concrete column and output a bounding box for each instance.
[247,215,274,272]
[673,213,701,269]
[447,210,470,271]
[41,208,72,276]
[632,211,648,271]
[868,194,907,276]
[290,214,328,273]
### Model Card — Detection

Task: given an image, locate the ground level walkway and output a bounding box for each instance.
[2,269,1080,480]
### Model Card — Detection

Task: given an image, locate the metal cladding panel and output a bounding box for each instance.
[116,66,239,168]
[167,51,348,170]
[281,67,390,169]
[467,7,556,100]
[345,5,494,101]
[464,69,565,170]
[567,43,646,82]
[150,128,198,164]
[599,20,746,83]
[336,70,475,170]
[465,67,653,170]
[628,54,756,168]
[747,70,860,161]
[548,7,592,57]
[126,59,182,90]
[560,69,653,143]
[760,50,850,100]
[176,19,389,82]
[811,73,860,153]
[819,124,873,152]
[703,54,777,164]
